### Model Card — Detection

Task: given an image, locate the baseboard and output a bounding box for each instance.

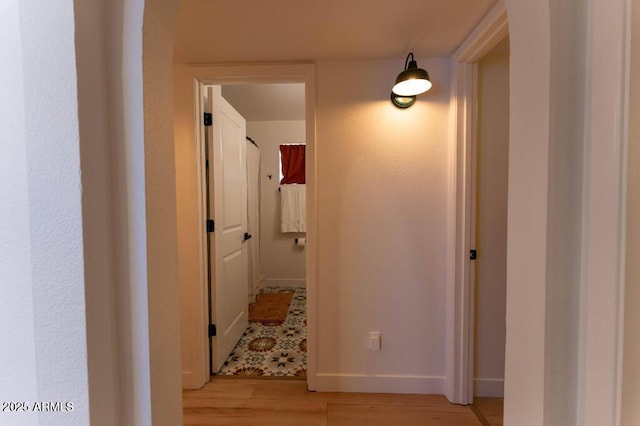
[261,278,306,288]
[182,371,206,390]
[315,373,446,394]
[474,378,504,397]
[258,276,267,289]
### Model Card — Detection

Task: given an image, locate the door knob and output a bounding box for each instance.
[243,232,252,241]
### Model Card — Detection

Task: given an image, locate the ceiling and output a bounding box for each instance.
[186,1,497,121]
[221,83,305,121]
[174,0,497,63]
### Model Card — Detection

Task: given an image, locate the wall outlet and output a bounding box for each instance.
[368,331,381,351]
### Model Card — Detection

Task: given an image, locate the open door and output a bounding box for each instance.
[204,86,249,374]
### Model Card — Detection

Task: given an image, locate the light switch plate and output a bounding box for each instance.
[369,331,381,351]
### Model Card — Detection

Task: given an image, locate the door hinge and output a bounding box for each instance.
[208,324,217,337]
[206,219,215,233]
[470,249,477,260]
[203,112,212,127]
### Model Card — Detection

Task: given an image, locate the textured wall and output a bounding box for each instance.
[0,2,40,424]
[315,58,451,391]
[0,1,91,424]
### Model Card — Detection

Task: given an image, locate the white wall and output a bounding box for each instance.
[315,58,451,392]
[0,1,91,424]
[622,0,640,423]
[504,0,630,424]
[543,2,586,423]
[474,36,509,398]
[247,121,307,288]
[1,1,184,424]
[503,2,550,419]
[75,0,119,423]
[174,70,206,389]
[142,3,183,425]
[504,0,584,420]
[0,2,40,424]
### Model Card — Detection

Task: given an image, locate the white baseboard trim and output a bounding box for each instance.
[474,378,504,397]
[181,371,202,390]
[261,278,306,288]
[315,373,446,394]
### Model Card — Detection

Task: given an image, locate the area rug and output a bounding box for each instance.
[217,287,306,377]
[248,291,293,325]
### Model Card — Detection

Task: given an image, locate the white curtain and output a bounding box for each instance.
[246,141,261,303]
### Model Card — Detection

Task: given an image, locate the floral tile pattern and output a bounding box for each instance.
[216,287,306,378]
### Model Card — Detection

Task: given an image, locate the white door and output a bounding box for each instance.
[205,86,249,373]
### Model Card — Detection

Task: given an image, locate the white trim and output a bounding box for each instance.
[578,0,630,424]
[192,80,210,389]
[474,378,504,398]
[452,1,508,63]
[316,374,445,394]
[261,278,306,288]
[446,0,508,405]
[177,63,318,391]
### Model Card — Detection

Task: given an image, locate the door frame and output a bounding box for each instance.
[446,1,508,404]
[448,1,631,422]
[179,63,317,389]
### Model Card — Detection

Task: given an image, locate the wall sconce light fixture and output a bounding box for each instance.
[391,52,432,108]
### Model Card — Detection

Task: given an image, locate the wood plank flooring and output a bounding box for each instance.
[470,397,504,426]
[183,379,483,425]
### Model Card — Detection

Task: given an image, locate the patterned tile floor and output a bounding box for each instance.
[216,287,307,378]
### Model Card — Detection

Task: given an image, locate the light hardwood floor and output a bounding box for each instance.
[470,397,504,426]
[183,378,483,425]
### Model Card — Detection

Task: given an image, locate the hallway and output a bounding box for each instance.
[182,379,483,425]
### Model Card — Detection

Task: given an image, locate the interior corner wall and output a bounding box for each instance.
[74,0,119,423]
[142,0,183,424]
[105,0,184,423]
[173,66,204,389]
[474,37,509,398]
[503,0,550,424]
[106,0,155,423]
[314,58,451,393]
[543,0,586,424]
[247,120,307,288]
[504,0,587,424]
[622,0,640,423]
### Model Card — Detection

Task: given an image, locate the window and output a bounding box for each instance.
[279,144,305,184]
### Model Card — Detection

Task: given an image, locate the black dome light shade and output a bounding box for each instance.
[391,52,432,108]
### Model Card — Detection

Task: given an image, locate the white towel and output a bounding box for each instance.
[280,184,306,233]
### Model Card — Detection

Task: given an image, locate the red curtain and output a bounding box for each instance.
[280,144,305,184]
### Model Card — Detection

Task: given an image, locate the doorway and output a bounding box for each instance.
[175,63,318,390]
[206,83,309,378]
[469,35,510,425]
